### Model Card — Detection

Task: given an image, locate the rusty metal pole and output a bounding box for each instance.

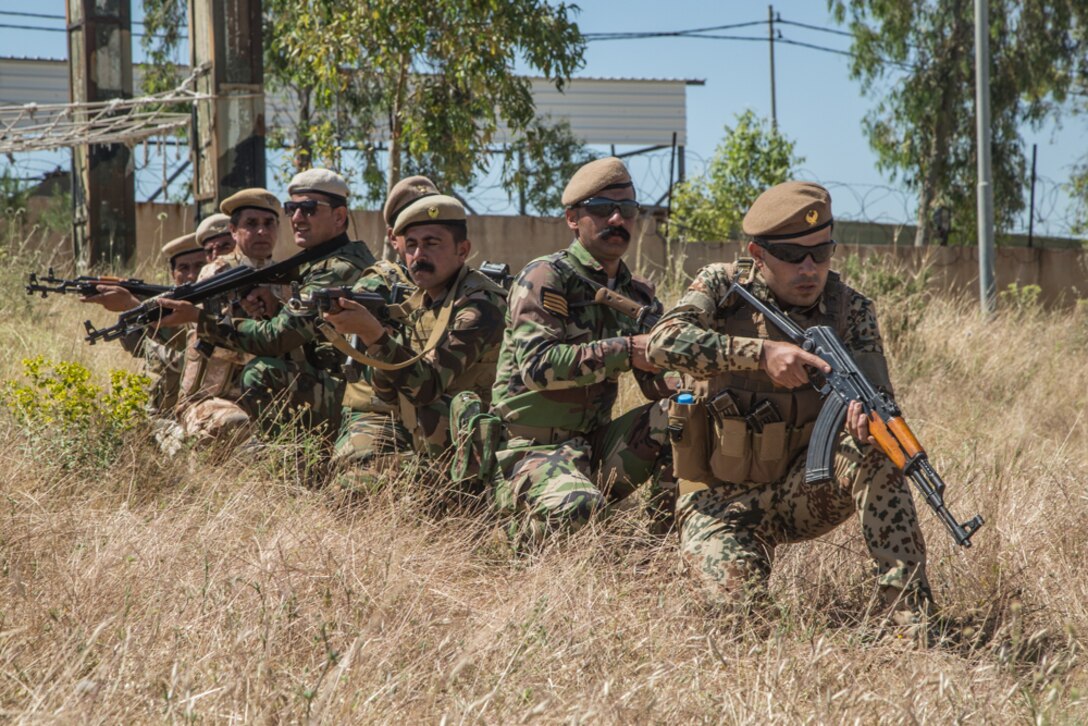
[190,0,266,222]
[66,0,136,269]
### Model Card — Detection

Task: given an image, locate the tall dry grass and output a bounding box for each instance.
[1,242,1087,723]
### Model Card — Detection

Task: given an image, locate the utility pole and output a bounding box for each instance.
[66,0,136,269]
[190,0,266,221]
[1028,143,1037,248]
[768,5,777,129]
[975,0,996,315]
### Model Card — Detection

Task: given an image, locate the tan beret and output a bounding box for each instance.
[220,187,281,216]
[561,156,634,207]
[162,232,202,262]
[742,181,833,240]
[195,213,232,245]
[287,168,349,201]
[383,175,440,227]
[392,194,466,236]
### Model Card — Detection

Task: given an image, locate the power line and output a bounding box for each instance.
[583,20,768,41]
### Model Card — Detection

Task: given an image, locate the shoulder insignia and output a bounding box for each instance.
[540,286,569,317]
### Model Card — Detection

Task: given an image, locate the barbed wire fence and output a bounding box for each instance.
[1,9,1084,240]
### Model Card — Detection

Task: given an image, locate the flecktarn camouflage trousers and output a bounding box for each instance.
[677,434,931,610]
[492,399,670,542]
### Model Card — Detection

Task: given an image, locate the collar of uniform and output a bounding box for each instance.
[567,239,631,286]
[421,264,468,310]
[750,266,827,316]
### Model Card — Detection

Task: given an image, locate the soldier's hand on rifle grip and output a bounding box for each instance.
[155,297,201,327]
[845,399,876,446]
[324,298,385,345]
[240,287,278,319]
[80,284,140,313]
[759,340,830,389]
[628,334,660,373]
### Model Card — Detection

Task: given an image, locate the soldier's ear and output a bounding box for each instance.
[564,208,579,232]
[747,240,764,267]
[457,238,471,261]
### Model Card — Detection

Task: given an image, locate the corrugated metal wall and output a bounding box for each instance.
[1,58,694,146]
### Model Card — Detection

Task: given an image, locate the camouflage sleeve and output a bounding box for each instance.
[195,256,361,356]
[508,259,630,391]
[369,294,505,406]
[842,291,895,395]
[646,264,764,377]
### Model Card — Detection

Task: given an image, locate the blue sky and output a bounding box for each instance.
[1,0,1084,237]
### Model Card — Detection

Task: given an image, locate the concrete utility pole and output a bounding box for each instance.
[66,0,136,269]
[975,0,996,315]
[768,5,777,129]
[190,0,266,221]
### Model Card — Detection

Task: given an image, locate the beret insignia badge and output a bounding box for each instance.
[427,206,440,219]
[805,209,819,226]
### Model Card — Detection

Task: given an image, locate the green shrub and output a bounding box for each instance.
[998,282,1042,315]
[2,355,150,470]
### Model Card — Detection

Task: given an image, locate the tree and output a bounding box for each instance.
[262,0,585,203]
[830,0,1088,246]
[670,110,803,241]
[500,117,597,216]
[141,1,588,213]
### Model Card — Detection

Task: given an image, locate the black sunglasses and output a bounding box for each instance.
[574,197,641,220]
[755,239,837,264]
[283,199,333,217]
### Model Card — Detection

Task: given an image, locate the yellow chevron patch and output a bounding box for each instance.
[541,287,569,317]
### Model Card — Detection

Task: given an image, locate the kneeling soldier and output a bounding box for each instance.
[323,195,507,462]
[489,157,673,544]
[646,181,931,616]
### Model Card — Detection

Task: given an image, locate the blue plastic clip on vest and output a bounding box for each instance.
[676,392,695,405]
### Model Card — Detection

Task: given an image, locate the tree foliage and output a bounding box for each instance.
[830,0,1088,245]
[670,110,803,241]
[140,0,588,208]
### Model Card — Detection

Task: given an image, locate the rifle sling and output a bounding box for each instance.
[315,264,468,372]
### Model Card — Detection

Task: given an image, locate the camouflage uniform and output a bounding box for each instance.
[366,264,507,457]
[646,261,930,609]
[489,240,671,538]
[334,259,413,464]
[120,326,186,416]
[171,250,281,443]
[195,232,376,439]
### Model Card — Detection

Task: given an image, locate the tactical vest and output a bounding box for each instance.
[397,266,506,449]
[672,261,889,490]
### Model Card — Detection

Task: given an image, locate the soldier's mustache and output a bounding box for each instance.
[597,226,630,241]
[411,261,435,274]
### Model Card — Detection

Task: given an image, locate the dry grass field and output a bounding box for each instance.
[1,231,1087,723]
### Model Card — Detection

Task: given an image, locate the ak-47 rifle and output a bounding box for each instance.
[552,259,664,332]
[727,281,984,547]
[284,282,411,326]
[478,260,514,290]
[83,237,352,345]
[27,268,172,299]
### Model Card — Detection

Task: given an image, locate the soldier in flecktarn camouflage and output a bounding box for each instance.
[323,195,506,463]
[488,157,673,545]
[647,181,931,619]
[157,169,377,446]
